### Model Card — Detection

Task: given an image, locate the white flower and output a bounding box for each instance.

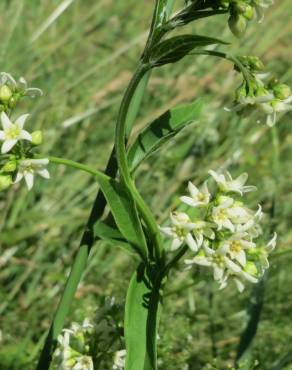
[113,349,126,370]
[14,158,50,190]
[180,181,210,207]
[251,0,274,22]
[258,232,277,268]
[226,200,254,225]
[0,112,31,153]
[211,198,236,232]
[209,170,256,195]
[72,355,93,370]
[263,95,292,126]
[0,72,43,97]
[218,233,256,267]
[185,245,225,283]
[191,221,215,249]
[160,212,198,251]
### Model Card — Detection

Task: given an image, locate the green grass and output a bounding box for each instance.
[0,0,291,369]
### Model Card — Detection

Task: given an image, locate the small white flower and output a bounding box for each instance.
[258,232,277,268]
[180,181,210,207]
[209,170,256,195]
[113,349,126,370]
[0,112,31,153]
[72,355,93,370]
[251,0,274,22]
[160,212,198,251]
[212,198,235,232]
[0,72,43,97]
[218,233,256,267]
[185,245,227,284]
[192,221,215,249]
[263,95,292,126]
[14,158,50,190]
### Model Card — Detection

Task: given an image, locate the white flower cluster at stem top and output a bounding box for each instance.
[160,170,277,292]
[0,72,49,191]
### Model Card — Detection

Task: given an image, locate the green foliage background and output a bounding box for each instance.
[0,0,291,369]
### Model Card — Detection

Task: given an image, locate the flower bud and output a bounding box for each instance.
[244,261,258,277]
[243,5,254,20]
[233,1,247,14]
[0,175,12,191]
[248,56,264,71]
[219,0,230,9]
[273,83,291,100]
[2,161,17,172]
[228,14,247,38]
[0,85,13,103]
[31,130,43,145]
[8,97,17,109]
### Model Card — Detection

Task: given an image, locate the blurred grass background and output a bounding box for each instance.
[0,0,291,369]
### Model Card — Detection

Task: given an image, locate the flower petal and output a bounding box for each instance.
[188,181,199,198]
[1,139,17,153]
[171,238,182,251]
[14,172,24,183]
[0,130,5,140]
[180,196,198,207]
[15,114,29,129]
[19,130,32,141]
[37,168,50,179]
[185,233,198,252]
[1,112,12,130]
[24,173,34,190]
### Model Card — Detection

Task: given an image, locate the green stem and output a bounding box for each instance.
[35,69,151,370]
[114,63,164,262]
[48,156,101,177]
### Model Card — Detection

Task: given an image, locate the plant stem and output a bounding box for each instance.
[48,156,102,177]
[114,63,164,262]
[35,71,151,370]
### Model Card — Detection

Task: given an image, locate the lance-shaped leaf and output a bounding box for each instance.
[124,264,162,370]
[93,221,139,258]
[96,174,148,259]
[149,34,228,66]
[127,100,203,172]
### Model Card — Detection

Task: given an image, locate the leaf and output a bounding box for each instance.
[96,174,148,259]
[124,264,162,370]
[149,34,228,66]
[172,9,228,27]
[127,100,203,172]
[93,221,138,257]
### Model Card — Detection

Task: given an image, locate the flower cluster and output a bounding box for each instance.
[54,298,125,370]
[54,319,94,370]
[226,56,292,126]
[113,350,126,370]
[212,0,274,37]
[161,170,276,292]
[0,72,49,191]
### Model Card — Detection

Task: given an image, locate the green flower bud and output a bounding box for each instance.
[31,130,43,145]
[219,0,230,9]
[0,85,13,103]
[243,4,254,20]
[249,56,264,71]
[2,161,17,173]
[0,174,12,191]
[233,1,247,14]
[228,14,247,38]
[244,261,258,277]
[8,96,17,109]
[273,83,291,100]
